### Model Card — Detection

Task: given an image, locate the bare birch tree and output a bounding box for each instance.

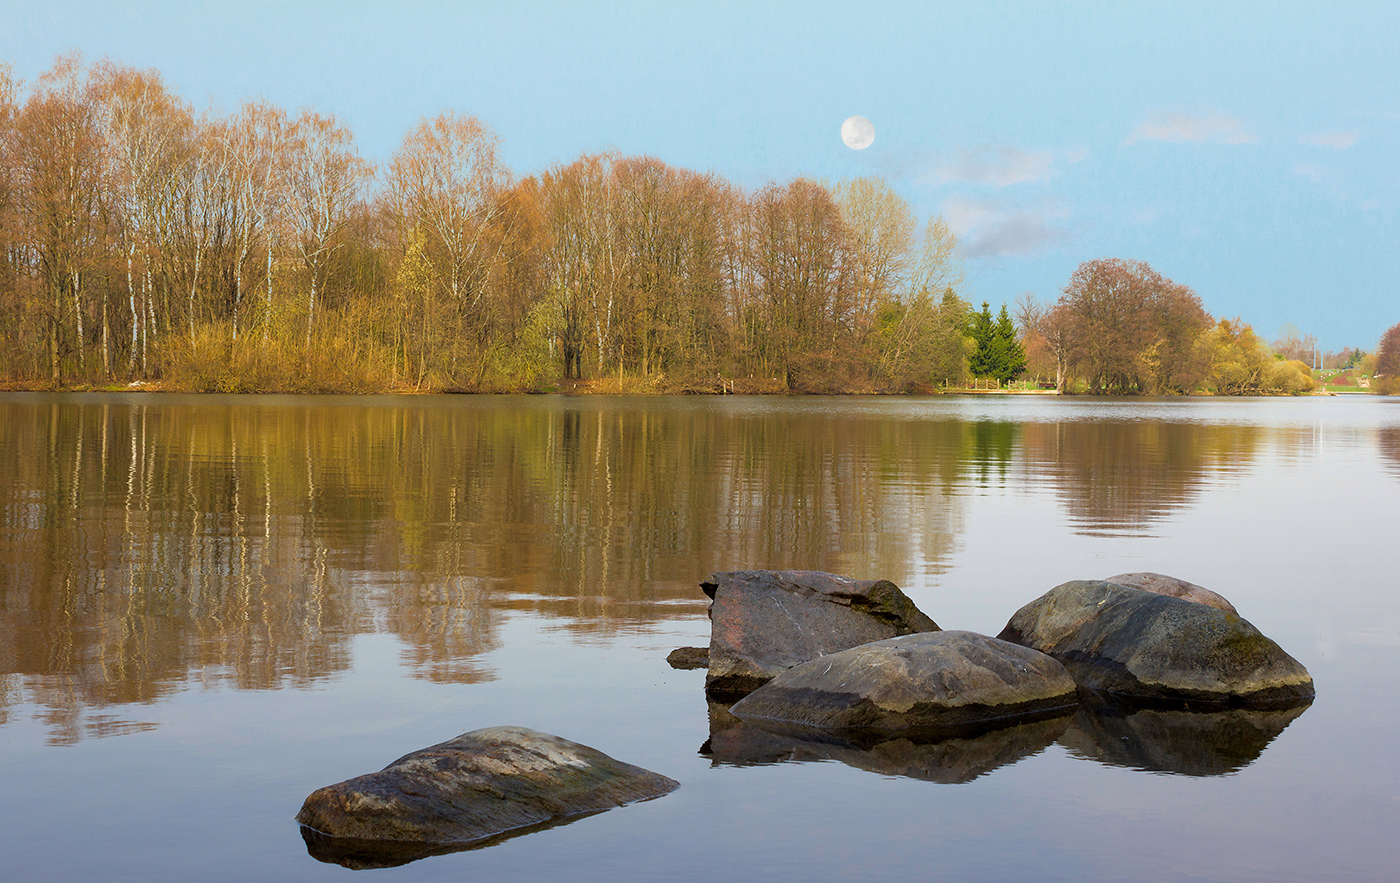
[286,110,370,348]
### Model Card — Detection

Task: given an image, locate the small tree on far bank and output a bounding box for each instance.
[992,304,1026,383]
[1376,322,1400,394]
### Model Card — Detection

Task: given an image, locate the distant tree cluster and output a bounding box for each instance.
[0,55,985,393]
[1017,258,1316,395]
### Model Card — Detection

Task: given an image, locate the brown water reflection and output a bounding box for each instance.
[1380,425,1400,478]
[0,395,1303,744]
[0,396,979,741]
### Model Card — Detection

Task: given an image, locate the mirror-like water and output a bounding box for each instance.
[1,393,1396,881]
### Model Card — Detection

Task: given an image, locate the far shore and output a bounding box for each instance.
[0,380,1368,398]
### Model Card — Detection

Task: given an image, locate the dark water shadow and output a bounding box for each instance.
[300,809,606,869]
[1058,690,1312,777]
[701,701,1071,784]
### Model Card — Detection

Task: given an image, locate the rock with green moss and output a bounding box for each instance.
[296,726,678,859]
[998,580,1313,707]
[728,630,1077,736]
[701,570,939,701]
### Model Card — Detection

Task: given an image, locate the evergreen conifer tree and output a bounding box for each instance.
[969,302,996,378]
[992,304,1026,383]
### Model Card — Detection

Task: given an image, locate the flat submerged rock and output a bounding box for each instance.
[728,630,1078,736]
[998,580,1314,707]
[296,726,677,865]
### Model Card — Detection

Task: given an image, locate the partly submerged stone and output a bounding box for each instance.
[296,726,678,862]
[728,630,1077,736]
[666,646,710,670]
[998,580,1313,708]
[1059,690,1311,777]
[702,570,939,701]
[1105,572,1238,615]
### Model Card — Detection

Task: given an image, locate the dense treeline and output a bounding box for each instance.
[0,56,972,393]
[0,56,1362,395]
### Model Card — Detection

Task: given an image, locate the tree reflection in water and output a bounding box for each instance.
[0,395,1334,745]
[1021,419,1261,537]
[0,396,978,742]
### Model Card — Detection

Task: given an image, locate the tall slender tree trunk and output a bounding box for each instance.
[127,245,138,376]
[49,280,61,384]
[263,241,273,343]
[305,267,316,350]
[188,248,201,344]
[101,281,110,377]
[232,265,242,341]
[73,270,85,373]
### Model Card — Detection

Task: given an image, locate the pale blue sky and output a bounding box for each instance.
[4,0,1396,350]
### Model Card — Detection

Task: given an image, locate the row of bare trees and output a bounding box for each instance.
[0,56,970,393]
[0,57,385,385]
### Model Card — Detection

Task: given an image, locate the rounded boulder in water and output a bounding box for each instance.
[729,630,1077,736]
[998,580,1313,707]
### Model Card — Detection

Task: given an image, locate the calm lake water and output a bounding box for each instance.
[1,392,1397,882]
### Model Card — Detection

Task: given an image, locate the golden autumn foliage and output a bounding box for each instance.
[0,57,983,393]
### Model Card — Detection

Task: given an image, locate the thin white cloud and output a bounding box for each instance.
[1292,163,1324,182]
[1299,130,1358,150]
[942,196,1072,259]
[927,145,1057,186]
[1123,111,1257,146]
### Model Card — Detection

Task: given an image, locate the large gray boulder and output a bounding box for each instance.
[728,630,1077,736]
[998,580,1314,707]
[1105,572,1238,615]
[296,726,677,864]
[702,570,939,700]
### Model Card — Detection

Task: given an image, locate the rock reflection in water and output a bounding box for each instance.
[1058,692,1311,776]
[701,702,1070,784]
[300,811,604,870]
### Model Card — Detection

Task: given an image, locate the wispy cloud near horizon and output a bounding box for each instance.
[1299,130,1358,150]
[926,145,1058,187]
[1124,111,1257,146]
[943,196,1072,260]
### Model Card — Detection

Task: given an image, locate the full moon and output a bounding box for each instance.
[841,115,875,150]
